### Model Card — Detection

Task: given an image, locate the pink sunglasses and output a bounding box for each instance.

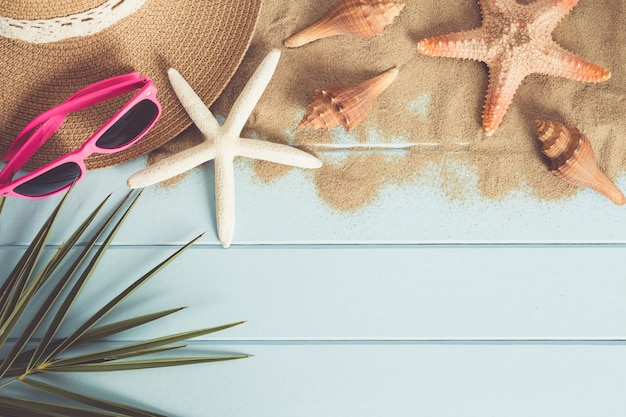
[0,72,161,199]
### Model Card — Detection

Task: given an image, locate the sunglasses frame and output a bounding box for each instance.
[0,72,161,199]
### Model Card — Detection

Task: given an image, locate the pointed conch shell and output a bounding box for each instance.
[284,0,406,48]
[536,120,625,205]
[299,67,398,131]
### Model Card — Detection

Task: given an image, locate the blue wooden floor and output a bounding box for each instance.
[2,156,626,416]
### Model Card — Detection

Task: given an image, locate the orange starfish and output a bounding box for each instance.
[417,0,611,135]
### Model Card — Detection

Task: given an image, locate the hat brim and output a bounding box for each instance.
[0,0,262,170]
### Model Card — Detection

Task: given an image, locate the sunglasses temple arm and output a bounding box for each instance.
[3,76,150,164]
[0,116,65,183]
[51,85,144,118]
[65,72,142,101]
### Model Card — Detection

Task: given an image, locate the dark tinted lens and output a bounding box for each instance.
[95,99,159,149]
[14,162,81,197]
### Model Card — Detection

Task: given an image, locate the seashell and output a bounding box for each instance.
[299,67,399,131]
[284,0,406,48]
[536,120,625,205]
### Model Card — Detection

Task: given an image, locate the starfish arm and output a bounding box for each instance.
[127,143,216,188]
[223,49,281,137]
[528,0,579,32]
[484,0,577,20]
[417,29,491,62]
[236,138,322,169]
[482,61,529,135]
[168,68,222,138]
[214,156,236,248]
[535,45,611,82]
[479,0,518,19]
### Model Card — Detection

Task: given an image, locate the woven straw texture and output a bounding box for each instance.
[0,0,262,170]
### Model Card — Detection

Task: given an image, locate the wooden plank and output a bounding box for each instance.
[2,160,626,246]
[3,245,625,339]
[58,342,626,417]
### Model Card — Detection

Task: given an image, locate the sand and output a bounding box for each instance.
[153,0,626,211]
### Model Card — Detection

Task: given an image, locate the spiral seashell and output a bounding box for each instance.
[299,67,399,131]
[284,0,406,48]
[536,120,625,205]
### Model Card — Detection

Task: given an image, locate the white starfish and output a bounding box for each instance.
[127,49,322,248]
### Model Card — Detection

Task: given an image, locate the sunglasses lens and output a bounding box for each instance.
[14,162,81,197]
[95,99,159,149]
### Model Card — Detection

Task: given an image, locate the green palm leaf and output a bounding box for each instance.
[0,190,248,416]
[43,231,205,364]
[77,307,187,343]
[0,395,122,417]
[5,307,186,378]
[32,192,139,368]
[34,193,112,293]
[20,378,167,417]
[41,355,248,372]
[0,190,71,338]
[0,194,118,379]
[45,322,244,369]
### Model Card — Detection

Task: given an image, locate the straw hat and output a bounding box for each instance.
[0,0,262,170]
